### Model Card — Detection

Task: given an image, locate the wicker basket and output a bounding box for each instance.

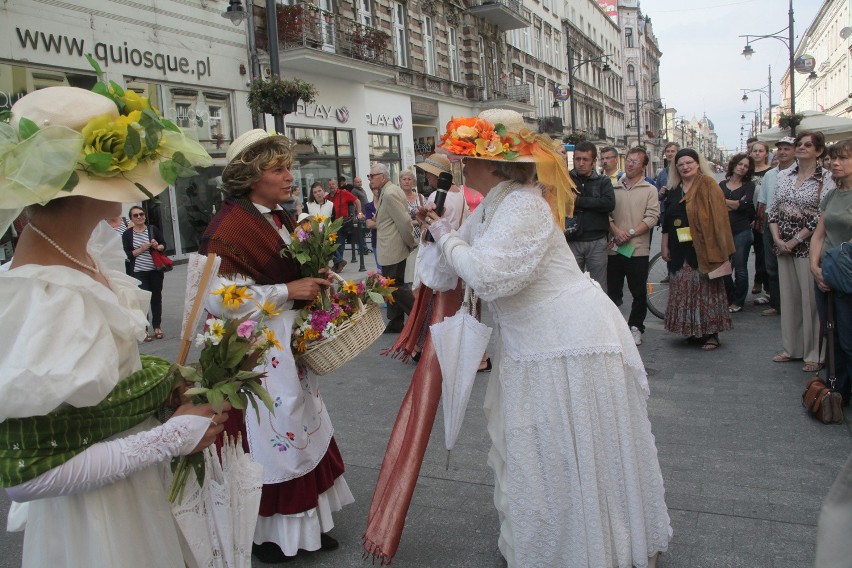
[300,301,387,376]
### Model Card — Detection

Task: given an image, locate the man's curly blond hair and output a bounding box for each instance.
[221,137,294,198]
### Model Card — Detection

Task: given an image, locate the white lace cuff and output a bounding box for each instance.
[6,415,210,502]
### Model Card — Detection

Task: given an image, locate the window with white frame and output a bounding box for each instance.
[543,32,551,65]
[448,27,460,82]
[537,82,545,117]
[423,16,436,75]
[480,38,488,99]
[523,27,531,54]
[533,26,541,59]
[357,0,372,27]
[175,102,192,128]
[392,2,408,67]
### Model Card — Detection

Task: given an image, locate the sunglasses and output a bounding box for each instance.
[131,213,146,218]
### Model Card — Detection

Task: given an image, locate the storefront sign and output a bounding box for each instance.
[794,55,816,74]
[14,27,213,78]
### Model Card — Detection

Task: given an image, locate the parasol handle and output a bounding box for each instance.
[461,285,478,319]
[177,253,217,365]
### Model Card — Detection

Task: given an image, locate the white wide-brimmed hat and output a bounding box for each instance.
[3,87,174,207]
[226,128,291,164]
[439,109,537,163]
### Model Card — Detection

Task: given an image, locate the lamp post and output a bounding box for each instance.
[224,0,285,132]
[222,0,265,129]
[740,0,796,134]
[740,65,774,129]
[628,98,664,147]
[565,27,612,136]
[741,109,760,137]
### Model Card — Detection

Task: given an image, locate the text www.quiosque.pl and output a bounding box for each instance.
[15,28,212,78]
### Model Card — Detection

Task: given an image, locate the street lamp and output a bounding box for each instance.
[223,0,285,132]
[739,0,796,134]
[628,97,664,147]
[740,65,776,129]
[221,0,266,129]
[564,52,613,136]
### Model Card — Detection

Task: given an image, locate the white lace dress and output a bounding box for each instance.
[0,225,186,567]
[434,182,672,567]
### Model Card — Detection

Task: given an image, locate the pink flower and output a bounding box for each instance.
[357,282,366,294]
[237,320,258,338]
[296,228,309,242]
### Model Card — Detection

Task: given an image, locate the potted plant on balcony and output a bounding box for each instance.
[247,76,319,117]
[352,24,390,59]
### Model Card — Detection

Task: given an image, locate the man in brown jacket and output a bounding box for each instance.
[371,162,416,332]
[607,147,660,345]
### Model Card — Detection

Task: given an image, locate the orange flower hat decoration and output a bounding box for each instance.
[439,111,537,162]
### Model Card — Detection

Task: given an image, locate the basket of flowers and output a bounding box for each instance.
[294,271,393,375]
[282,215,394,375]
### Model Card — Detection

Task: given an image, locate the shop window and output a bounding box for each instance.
[0,62,95,112]
[369,132,402,181]
[287,125,356,203]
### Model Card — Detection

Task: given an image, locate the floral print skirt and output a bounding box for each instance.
[665,262,733,338]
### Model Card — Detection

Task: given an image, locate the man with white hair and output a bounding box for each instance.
[371,163,415,332]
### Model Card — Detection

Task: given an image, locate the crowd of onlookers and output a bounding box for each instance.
[556,134,851,407]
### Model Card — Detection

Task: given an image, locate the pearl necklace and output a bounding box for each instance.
[28,223,98,273]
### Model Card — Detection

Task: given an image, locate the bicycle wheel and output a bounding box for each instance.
[646,252,669,319]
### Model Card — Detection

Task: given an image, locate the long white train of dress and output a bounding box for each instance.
[434,183,672,567]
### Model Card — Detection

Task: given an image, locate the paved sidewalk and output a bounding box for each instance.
[3,250,851,567]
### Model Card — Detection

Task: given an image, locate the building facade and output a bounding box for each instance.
[617,0,663,172]
[780,0,851,119]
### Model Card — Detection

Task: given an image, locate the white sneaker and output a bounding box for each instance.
[630,326,642,345]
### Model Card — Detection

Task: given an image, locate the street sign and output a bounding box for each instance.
[794,55,816,74]
[554,84,571,101]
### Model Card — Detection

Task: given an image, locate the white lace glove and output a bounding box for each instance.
[426,199,460,242]
[6,415,211,502]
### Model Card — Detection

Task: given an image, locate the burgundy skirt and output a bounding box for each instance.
[217,408,345,516]
[665,262,733,337]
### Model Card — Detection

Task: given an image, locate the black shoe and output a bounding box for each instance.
[253,542,294,563]
[384,322,404,334]
[477,357,492,373]
[320,533,340,551]
[411,350,421,362]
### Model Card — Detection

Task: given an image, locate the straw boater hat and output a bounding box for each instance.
[225,129,291,164]
[438,108,575,226]
[415,153,451,177]
[0,85,211,232]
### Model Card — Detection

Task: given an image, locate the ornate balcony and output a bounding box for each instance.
[478,82,534,114]
[466,0,531,32]
[255,5,395,83]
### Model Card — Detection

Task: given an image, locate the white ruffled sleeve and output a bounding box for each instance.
[439,189,553,302]
[204,274,292,320]
[0,265,149,421]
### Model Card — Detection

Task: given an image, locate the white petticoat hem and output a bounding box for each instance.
[252,475,354,556]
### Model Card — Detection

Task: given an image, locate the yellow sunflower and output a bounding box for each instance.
[256,300,282,317]
[342,280,358,294]
[263,327,283,350]
[212,284,254,311]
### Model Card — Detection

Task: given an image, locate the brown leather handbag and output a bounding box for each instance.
[802,293,843,424]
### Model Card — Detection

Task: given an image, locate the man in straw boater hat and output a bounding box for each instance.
[199,129,354,563]
[366,108,672,566]
[0,82,224,567]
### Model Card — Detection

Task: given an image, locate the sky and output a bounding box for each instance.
[637,0,822,153]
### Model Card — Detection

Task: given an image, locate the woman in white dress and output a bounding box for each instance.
[0,86,222,567]
[421,109,671,567]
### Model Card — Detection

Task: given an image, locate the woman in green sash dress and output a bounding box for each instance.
[0,86,224,567]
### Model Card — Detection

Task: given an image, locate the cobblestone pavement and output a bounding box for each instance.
[3,242,850,568]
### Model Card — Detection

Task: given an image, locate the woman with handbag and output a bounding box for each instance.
[660,148,736,350]
[810,138,852,404]
[0,84,224,567]
[413,109,671,568]
[769,131,835,372]
[123,205,167,341]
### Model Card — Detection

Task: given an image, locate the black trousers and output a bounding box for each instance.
[381,259,414,328]
[606,254,650,332]
[135,269,164,329]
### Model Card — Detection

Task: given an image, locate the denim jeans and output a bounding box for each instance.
[815,286,852,403]
[725,229,754,307]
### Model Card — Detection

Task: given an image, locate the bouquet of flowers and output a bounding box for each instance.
[166,284,280,504]
[282,214,343,279]
[292,270,396,355]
